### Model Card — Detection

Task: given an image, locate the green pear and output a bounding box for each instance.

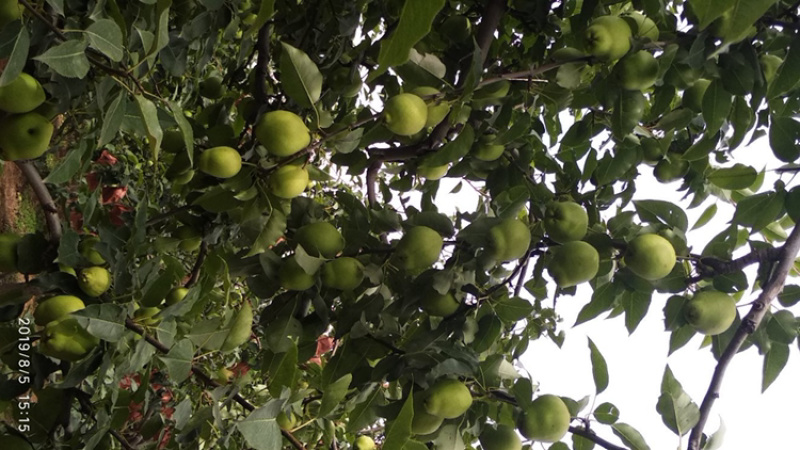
[353,436,375,450]
[133,306,161,325]
[164,287,189,306]
[615,50,659,91]
[175,226,202,252]
[681,78,711,112]
[423,378,473,419]
[411,86,450,128]
[197,146,242,178]
[277,411,298,430]
[39,316,99,361]
[411,394,445,435]
[488,218,532,262]
[254,110,311,156]
[622,12,659,42]
[421,289,460,317]
[584,15,632,61]
[517,394,571,442]
[0,112,54,161]
[684,291,737,335]
[440,15,472,42]
[0,73,46,113]
[472,135,506,162]
[279,257,316,291]
[0,0,23,29]
[295,221,345,258]
[78,266,112,297]
[321,257,365,290]
[479,424,522,450]
[623,233,676,281]
[473,80,510,100]
[34,295,85,326]
[417,163,449,180]
[392,226,443,273]
[0,232,20,272]
[79,235,106,265]
[383,93,428,136]
[663,64,702,89]
[220,301,254,352]
[640,137,664,165]
[543,201,588,243]
[269,164,309,199]
[547,241,599,288]
[199,75,224,99]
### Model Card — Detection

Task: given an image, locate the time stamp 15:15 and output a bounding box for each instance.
[15,317,33,434]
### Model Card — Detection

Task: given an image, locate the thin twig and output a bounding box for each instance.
[569,426,626,450]
[687,224,800,450]
[15,160,61,242]
[184,241,208,288]
[365,160,381,207]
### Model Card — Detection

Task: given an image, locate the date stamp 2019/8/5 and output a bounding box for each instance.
[14,317,33,434]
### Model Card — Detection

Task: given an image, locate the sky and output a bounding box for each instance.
[426,133,800,449]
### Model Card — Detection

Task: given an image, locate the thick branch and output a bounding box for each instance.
[254,24,273,106]
[366,160,381,207]
[15,160,61,242]
[687,224,800,450]
[475,0,507,65]
[123,319,307,450]
[690,246,782,282]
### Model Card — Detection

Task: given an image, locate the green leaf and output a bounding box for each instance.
[732,190,785,232]
[593,402,619,424]
[34,39,90,78]
[690,0,733,29]
[245,209,287,257]
[382,393,414,450]
[769,116,800,162]
[134,94,163,161]
[611,423,651,450]
[86,19,124,62]
[707,164,757,190]
[237,400,284,450]
[73,304,127,342]
[766,311,798,345]
[158,339,194,383]
[167,100,195,165]
[495,296,534,322]
[346,384,383,433]
[0,22,30,87]
[692,204,717,230]
[704,420,726,450]
[702,80,733,136]
[44,138,92,184]
[279,41,323,109]
[768,37,800,99]
[728,96,754,150]
[633,200,689,232]
[656,366,700,436]
[145,0,171,61]
[612,90,645,138]
[622,290,651,334]
[98,91,128,147]
[371,0,445,81]
[715,0,780,43]
[762,342,790,392]
[575,282,620,325]
[588,338,609,394]
[319,373,352,418]
[423,124,475,166]
[778,285,800,307]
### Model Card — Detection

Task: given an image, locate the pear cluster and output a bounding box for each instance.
[34,295,99,362]
[412,379,473,436]
[543,201,599,288]
[0,73,53,161]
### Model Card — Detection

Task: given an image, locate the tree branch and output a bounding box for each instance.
[253,23,273,106]
[475,0,507,66]
[687,223,800,450]
[365,160,381,207]
[184,241,208,288]
[123,319,307,449]
[15,160,61,243]
[569,426,627,450]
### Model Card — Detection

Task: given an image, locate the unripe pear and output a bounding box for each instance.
[321,257,365,290]
[411,394,445,435]
[547,241,599,288]
[34,295,85,326]
[0,232,20,272]
[411,86,450,128]
[684,291,737,335]
[423,378,473,418]
[175,226,202,252]
[488,218,531,262]
[614,50,659,91]
[277,411,297,430]
[295,222,345,258]
[353,436,376,450]
[279,257,316,291]
[622,12,659,42]
[383,93,428,136]
[623,234,676,281]
[269,165,309,199]
[39,316,99,361]
[79,235,106,265]
[0,112,54,161]
[197,146,242,178]
[543,201,588,243]
[479,424,522,450]
[164,287,189,306]
[133,306,161,325]
[0,73,46,113]
[199,75,224,99]
[0,0,23,29]
[392,226,443,272]
[254,110,311,156]
[421,289,460,317]
[78,266,112,297]
[517,394,571,442]
[417,163,449,180]
[472,135,506,162]
[584,16,632,61]
[220,301,254,352]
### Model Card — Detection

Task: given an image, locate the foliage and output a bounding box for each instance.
[1,0,800,449]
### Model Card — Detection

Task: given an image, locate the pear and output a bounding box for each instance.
[277,411,298,430]
[423,378,473,418]
[0,0,23,29]
[517,394,571,442]
[162,129,186,153]
[0,232,20,272]
[39,316,99,362]
[321,257,365,290]
[34,295,85,326]
[614,50,659,91]
[268,165,309,199]
[383,93,428,136]
[472,142,506,162]
[392,226,443,273]
[416,163,449,180]
[488,218,532,262]
[622,12,659,42]
[543,201,588,243]
[133,306,161,325]
[199,75,224,99]
[353,436,375,450]
[175,226,202,252]
[164,287,189,306]
[421,289,460,317]
[0,73,46,113]
[411,86,450,128]
[279,257,316,291]
[684,291,737,335]
[479,424,523,450]
[78,266,112,297]
[197,146,242,178]
[79,235,106,265]
[547,241,599,288]
[220,301,254,352]
[411,394,445,435]
[623,234,676,281]
[254,110,311,156]
[584,15,633,61]
[0,112,54,161]
[295,221,345,258]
